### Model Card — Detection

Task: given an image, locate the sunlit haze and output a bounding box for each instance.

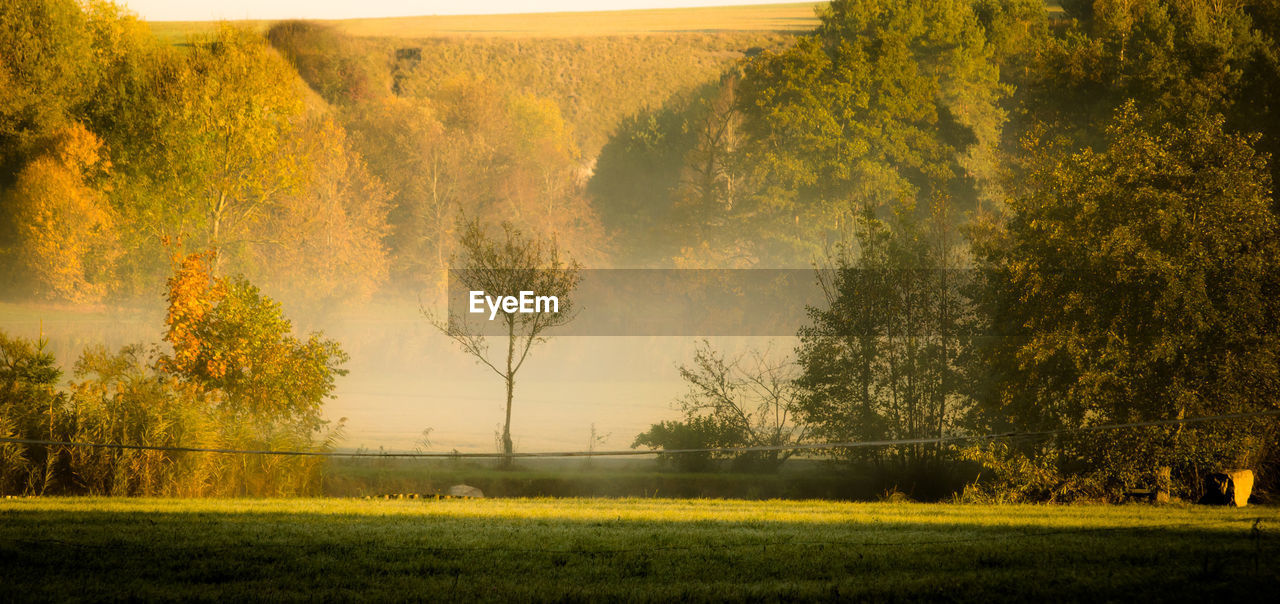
[4,0,1279,597]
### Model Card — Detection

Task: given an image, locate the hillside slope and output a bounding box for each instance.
[153,5,819,156]
[383,33,792,156]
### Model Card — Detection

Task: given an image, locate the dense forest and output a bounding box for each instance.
[0,1,794,304]
[3,0,1280,501]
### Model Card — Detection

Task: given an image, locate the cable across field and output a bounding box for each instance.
[4,409,1277,458]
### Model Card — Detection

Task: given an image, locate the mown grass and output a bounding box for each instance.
[147,2,824,43]
[2,497,1276,600]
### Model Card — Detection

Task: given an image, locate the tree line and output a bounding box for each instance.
[1,1,618,305]
[0,2,792,305]
[630,0,1280,502]
[0,2,389,305]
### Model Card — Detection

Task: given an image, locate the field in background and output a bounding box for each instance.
[2,497,1275,600]
[147,2,825,42]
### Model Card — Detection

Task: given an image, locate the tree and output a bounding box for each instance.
[343,82,602,294]
[252,115,391,307]
[795,200,968,468]
[3,250,348,497]
[4,123,119,302]
[0,0,95,182]
[632,416,743,473]
[162,251,348,431]
[430,220,580,464]
[670,72,761,268]
[266,20,391,106]
[970,103,1280,495]
[676,75,744,220]
[634,341,807,472]
[588,91,701,264]
[0,0,119,294]
[587,77,755,267]
[971,0,1048,67]
[1009,0,1280,190]
[735,0,1001,260]
[145,25,307,274]
[344,96,461,293]
[72,7,187,298]
[498,93,605,267]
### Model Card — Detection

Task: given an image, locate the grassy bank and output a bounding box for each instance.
[320,457,974,501]
[2,497,1276,600]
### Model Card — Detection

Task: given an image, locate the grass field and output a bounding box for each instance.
[147,2,825,42]
[2,497,1277,600]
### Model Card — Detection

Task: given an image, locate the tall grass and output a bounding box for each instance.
[1,333,340,497]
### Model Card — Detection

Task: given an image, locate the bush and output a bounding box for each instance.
[0,255,348,496]
[958,442,1107,504]
[632,417,731,473]
[959,420,1280,504]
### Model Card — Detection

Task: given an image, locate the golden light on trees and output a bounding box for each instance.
[6,123,118,303]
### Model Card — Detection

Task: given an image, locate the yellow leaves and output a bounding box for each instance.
[249,114,390,305]
[204,355,228,381]
[507,93,578,162]
[159,264,345,426]
[6,123,118,303]
[165,24,307,248]
[52,122,106,173]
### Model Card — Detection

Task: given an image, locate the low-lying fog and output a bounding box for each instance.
[2,302,794,453]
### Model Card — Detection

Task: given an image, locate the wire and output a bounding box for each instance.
[2,409,1277,459]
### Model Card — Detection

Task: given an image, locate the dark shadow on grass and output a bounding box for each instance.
[1,506,1277,601]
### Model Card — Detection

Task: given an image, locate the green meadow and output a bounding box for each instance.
[2,497,1276,600]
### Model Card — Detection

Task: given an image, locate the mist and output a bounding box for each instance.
[0,296,804,453]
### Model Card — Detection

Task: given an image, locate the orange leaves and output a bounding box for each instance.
[159,254,346,425]
[162,251,226,376]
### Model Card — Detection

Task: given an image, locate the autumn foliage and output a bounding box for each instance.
[5,123,118,302]
[0,253,348,496]
[163,250,225,376]
[163,251,347,424]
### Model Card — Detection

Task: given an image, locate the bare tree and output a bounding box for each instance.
[674,340,808,470]
[428,219,580,466]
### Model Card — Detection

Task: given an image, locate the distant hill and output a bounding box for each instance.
[149,4,822,156]
[147,3,824,43]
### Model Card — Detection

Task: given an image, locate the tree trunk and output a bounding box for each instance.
[501,318,516,467]
[210,191,227,275]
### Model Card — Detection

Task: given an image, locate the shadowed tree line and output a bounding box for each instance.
[629,0,1280,502]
